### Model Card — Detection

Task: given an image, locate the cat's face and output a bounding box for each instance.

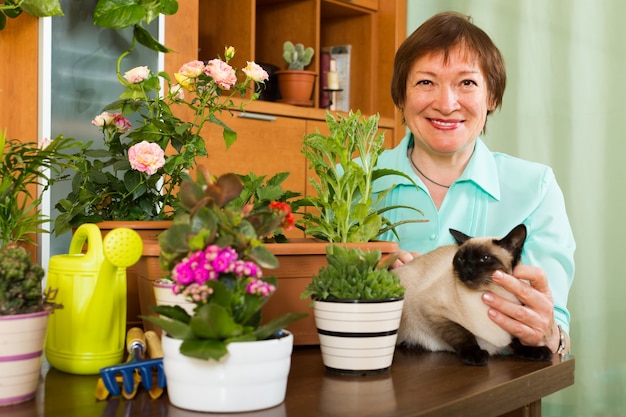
[450,224,527,290]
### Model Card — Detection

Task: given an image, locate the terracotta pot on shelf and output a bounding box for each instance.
[260,239,400,346]
[275,70,317,107]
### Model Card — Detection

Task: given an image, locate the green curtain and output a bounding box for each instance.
[407,1,626,415]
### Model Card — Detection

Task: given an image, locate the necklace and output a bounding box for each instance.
[408,147,452,189]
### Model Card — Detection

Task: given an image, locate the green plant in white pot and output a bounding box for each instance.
[301,244,405,375]
[0,130,76,405]
[261,110,424,346]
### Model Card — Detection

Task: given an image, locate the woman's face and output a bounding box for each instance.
[403,44,494,157]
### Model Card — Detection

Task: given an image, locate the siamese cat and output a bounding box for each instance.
[394,224,553,366]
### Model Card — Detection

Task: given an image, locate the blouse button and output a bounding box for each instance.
[429,233,437,240]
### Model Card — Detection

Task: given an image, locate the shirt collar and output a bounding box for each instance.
[457,138,501,201]
[372,134,501,201]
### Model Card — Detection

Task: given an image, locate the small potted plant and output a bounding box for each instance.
[260,110,424,345]
[301,244,404,374]
[142,166,306,413]
[275,41,317,106]
[0,131,75,406]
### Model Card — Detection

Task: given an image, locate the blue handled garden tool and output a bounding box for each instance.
[97,327,166,399]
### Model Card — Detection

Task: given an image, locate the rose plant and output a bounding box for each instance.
[54,47,269,236]
[143,166,306,360]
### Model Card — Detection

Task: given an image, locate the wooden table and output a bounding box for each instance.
[1,346,574,417]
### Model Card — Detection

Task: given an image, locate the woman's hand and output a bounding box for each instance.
[389,250,421,269]
[481,264,566,353]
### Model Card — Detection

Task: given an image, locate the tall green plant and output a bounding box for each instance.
[0,131,79,248]
[299,111,425,243]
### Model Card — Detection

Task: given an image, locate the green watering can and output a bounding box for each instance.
[45,224,143,375]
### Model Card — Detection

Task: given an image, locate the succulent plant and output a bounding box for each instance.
[0,245,46,315]
[282,41,314,70]
[301,244,404,302]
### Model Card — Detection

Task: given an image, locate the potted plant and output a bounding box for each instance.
[260,110,425,345]
[54,47,269,236]
[0,131,75,406]
[142,166,306,413]
[52,45,269,330]
[301,244,404,374]
[275,41,317,106]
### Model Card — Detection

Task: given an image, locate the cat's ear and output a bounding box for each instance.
[496,224,527,259]
[449,228,472,246]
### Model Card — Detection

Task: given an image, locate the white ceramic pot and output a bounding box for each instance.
[153,280,195,315]
[0,310,50,406]
[314,298,404,374]
[162,331,294,412]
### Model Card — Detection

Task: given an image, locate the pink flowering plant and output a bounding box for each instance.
[54,47,269,236]
[143,166,306,361]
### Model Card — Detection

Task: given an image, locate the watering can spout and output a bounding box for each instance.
[45,224,144,375]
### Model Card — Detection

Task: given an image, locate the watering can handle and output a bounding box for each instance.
[68,224,105,263]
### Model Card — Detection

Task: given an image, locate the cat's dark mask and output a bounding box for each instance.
[449,224,527,289]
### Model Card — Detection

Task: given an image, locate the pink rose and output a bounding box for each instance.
[243,61,269,83]
[92,112,132,133]
[92,111,115,127]
[124,66,151,84]
[177,60,205,78]
[170,84,185,100]
[205,59,237,90]
[175,60,205,91]
[113,114,132,133]
[128,141,165,176]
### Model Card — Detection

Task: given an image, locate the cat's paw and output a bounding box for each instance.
[458,348,489,366]
[510,339,553,361]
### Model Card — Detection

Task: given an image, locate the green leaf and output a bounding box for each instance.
[93,0,146,29]
[133,25,174,53]
[20,0,64,17]
[141,315,192,339]
[191,303,243,339]
[179,338,228,361]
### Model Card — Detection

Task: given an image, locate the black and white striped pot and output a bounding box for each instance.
[313,297,404,375]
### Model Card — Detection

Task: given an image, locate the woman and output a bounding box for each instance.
[378,11,574,355]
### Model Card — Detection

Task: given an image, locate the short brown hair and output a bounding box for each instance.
[391,11,506,115]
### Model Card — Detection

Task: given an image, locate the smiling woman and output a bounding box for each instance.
[377,11,574,364]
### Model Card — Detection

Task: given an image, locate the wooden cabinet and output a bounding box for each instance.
[195,0,406,143]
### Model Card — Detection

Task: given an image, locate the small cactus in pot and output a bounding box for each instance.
[0,245,48,315]
[282,41,314,70]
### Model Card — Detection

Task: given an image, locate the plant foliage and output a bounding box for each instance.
[301,244,404,302]
[144,167,306,361]
[299,110,426,243]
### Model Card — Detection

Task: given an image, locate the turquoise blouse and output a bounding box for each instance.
[374,133,575,331]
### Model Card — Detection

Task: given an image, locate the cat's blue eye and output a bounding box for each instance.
[480,255,491,263]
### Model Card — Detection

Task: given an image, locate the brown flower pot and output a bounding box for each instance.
[261,239,400,345]
[275,70,317,107]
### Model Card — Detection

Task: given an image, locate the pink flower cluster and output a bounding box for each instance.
[92,111,132,133]
[171,244,275,303]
